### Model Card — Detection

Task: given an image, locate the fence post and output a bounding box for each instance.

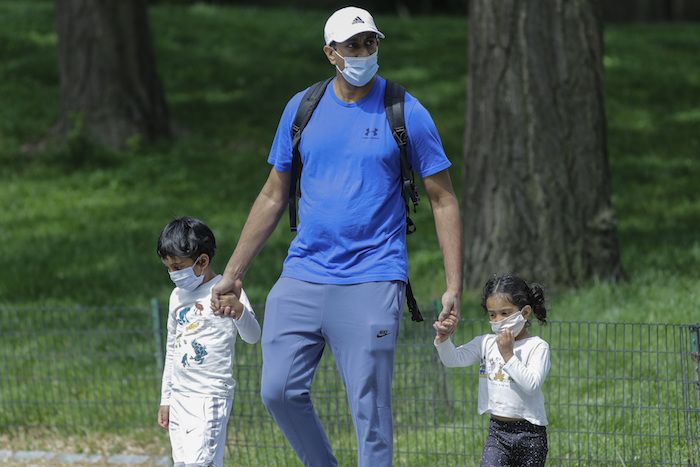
[152,298,164,371]
[690,324,700,409]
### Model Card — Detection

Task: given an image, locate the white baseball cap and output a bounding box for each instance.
[324,6,385,46]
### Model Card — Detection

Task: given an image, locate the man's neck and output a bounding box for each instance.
[332,74,377,103]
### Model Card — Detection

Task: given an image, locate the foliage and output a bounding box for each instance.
[0,2,698,328]
[0,5,699,464]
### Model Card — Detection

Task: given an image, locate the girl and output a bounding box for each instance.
[434,274,550,466]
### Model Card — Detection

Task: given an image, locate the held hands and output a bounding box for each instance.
[218,292,245,319]
[433,290,461,343]
[433,313,458,344]
[211,275,243,318]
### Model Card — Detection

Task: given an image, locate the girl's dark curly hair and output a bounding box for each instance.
[480,274,548,325]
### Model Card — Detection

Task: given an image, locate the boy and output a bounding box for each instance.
[156,216,261,467]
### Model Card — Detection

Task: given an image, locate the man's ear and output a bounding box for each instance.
[323,45,337,65]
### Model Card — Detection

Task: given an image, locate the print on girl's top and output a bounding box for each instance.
[483,357,514,384]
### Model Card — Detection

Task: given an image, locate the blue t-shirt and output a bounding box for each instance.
[268,76,451,285]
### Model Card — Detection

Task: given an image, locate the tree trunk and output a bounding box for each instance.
[54,0,173,150]
[462,0,625,289]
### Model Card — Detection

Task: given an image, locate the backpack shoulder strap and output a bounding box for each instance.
[287,77,423,321]
[384,79,406,141]
[289,77,333,232]
[384,79,423,322]
[384,79,420,234]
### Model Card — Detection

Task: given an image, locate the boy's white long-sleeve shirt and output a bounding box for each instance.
[435,333,550,426]
[160,275,261,405]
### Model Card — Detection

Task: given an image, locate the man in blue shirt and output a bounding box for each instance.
[212,6,462,466]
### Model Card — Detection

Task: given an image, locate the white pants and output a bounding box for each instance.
[169,392,233,467]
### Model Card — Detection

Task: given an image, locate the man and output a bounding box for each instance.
[211,6,462,466]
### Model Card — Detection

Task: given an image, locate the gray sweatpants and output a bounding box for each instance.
[260,278,405,467]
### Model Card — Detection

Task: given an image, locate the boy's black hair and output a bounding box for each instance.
[156,216,216,261]
[480,274,548,325]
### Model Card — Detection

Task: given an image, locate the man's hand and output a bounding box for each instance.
[218,292,245,319]
[433,313,457,344]
[433,290,461,335]
[211,275,243,318]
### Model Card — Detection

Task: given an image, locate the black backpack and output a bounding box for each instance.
[287,77,423,322]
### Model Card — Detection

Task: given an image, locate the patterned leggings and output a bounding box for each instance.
[480,418,548,466]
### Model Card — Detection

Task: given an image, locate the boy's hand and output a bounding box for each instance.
[158,405,169,429]
[218,292,245,319]
[211,276,242,317]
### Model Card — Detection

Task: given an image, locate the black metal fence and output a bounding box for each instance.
[1,304,698,466]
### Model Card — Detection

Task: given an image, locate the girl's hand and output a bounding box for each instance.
[434,309,458,334]
[496,330,515,362]
[433,315,457,344]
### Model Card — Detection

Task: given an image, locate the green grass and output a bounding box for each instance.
[1,307,697,463]
[1,2,698,325]
[0,2,699,463]
[0,2,470,310]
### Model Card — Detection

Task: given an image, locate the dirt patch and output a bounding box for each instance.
[0,427,170,466]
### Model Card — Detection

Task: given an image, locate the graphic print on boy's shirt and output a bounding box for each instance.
[177,302,208,367]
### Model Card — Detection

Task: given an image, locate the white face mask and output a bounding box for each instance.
[490,309,527,336]
[169,257,204,291]
[335,50,379,87]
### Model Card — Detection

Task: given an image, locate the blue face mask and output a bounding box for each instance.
[169,256,204,291]
[335,50,379,87]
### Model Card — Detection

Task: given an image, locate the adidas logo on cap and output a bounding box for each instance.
[324,7,384,45]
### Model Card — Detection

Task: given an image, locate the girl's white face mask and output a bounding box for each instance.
[169,257,204,291]
[490,309,527,336]
[335,50,379,87]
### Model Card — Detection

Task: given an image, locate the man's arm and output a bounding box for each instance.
[211,168,290,316]
[421,168,462,333]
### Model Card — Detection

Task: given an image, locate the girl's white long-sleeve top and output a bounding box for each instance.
[160,275,261,405]
[435,333,550,426]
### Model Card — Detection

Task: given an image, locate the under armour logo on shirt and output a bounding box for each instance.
[352,16,365,24]
[365,128,378,137]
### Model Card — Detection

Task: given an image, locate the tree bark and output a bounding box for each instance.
[54,0,173,150]
[462,0,625,289]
